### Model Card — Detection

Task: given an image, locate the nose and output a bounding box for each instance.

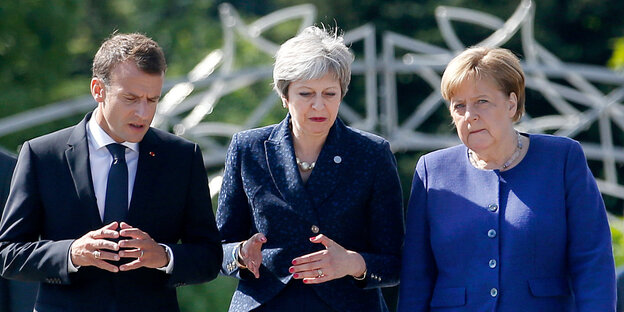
[311,95,324,110]
[465,105,478,121]
[135,99,150,119]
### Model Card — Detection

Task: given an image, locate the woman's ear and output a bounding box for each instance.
[508,92,518,118]
[281,96,288,109]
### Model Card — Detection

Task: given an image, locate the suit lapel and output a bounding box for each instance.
[65,113,102,227]
[128,129,162,222]
[304,119,345,207]
[265,117,317,223]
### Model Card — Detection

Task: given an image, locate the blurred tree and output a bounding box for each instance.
[0,1,83,114]
[609,37,624,71]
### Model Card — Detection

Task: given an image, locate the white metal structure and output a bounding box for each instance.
[1,1,623,213]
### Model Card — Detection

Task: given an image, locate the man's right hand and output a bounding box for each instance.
[70,222,121,273]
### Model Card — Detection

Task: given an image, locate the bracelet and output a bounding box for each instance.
[233,241,247,269]
[353,269,367,281]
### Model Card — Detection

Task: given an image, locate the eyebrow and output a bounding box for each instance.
[451,93,491,102]
[124,92,161,101]
[455,94,489,102]
[295,85,339,89]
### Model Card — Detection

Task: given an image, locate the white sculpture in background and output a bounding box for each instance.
[0,1,623,210]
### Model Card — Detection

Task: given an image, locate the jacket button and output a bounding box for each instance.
[487,229,497,238]
[490,288,498,297]
[311,225,320,234]
[489,259,497,268]
[488,204,498,212]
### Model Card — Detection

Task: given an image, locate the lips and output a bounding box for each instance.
[469,129,485,134]
[309,117,327,122]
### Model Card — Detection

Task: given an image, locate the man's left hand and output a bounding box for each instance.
[117,222,169,271]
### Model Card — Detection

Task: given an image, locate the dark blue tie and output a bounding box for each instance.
[104,143,128,224]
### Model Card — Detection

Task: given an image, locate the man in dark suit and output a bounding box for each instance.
[0,150,38,312]
[0,33,222,312]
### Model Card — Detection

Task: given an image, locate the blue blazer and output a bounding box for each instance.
[0,113,222,312]
[398,134,616,311]
[217,115,404,311]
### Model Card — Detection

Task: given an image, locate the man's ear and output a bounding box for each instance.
[90,78,105,103]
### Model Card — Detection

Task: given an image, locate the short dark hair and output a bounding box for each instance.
[92,33,167,84]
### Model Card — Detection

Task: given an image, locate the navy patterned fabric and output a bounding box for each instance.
[217,115,405,312]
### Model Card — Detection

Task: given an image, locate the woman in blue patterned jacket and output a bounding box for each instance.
[398,46,616,311]
[216,26,404,311]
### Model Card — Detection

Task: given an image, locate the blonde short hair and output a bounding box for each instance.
[273,26,354,100]
[441,47,525,122]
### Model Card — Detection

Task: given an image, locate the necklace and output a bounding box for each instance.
[289,122,317,172]
[296,157,316,171]
[469,131,523,170]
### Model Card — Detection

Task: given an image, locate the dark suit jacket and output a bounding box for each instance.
[617,268,624,312]
[0,151,10,312]
[0,150,38,312]
[0,150,15,209]
[0,113,222,312]
[217,115,405,312]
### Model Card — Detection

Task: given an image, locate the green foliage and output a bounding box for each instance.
[0,0,224,145]
[178,276,238,312]
[611,223,624,267]
[0,1,83,114]
[608,37,624,72]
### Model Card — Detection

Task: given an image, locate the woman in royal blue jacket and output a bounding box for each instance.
[398,46,616,311]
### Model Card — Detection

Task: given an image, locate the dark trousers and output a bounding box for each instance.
[0,279,38,312]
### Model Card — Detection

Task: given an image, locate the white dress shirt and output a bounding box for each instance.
[87,112,139,218]
[68,110,173,273]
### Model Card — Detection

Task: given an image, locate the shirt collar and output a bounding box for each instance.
[87,109,139,153]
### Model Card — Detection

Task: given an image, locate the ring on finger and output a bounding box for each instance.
[317,269,323,278]
[93,250,101,259]
[139,249,144,258]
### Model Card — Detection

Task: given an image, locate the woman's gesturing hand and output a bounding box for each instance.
[239,233,267,278]
[289,234,366,284]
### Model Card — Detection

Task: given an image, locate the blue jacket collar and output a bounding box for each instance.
[264,115,347,223]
